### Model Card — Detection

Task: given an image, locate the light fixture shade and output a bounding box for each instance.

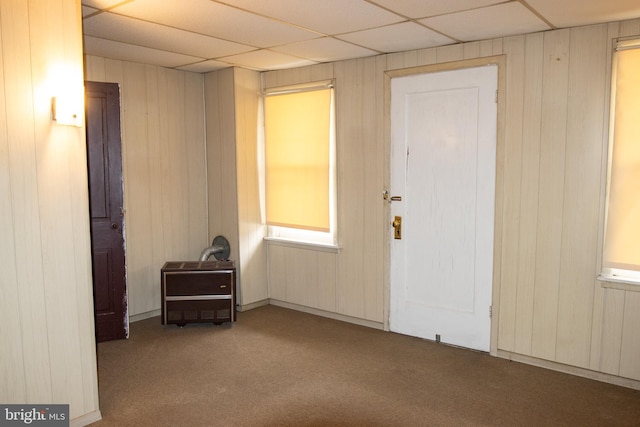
[52,96,83,127]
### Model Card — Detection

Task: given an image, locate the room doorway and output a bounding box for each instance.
[85,81,127,342]
[388,65,498,352]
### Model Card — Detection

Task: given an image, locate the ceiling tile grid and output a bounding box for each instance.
[81,0,640,72]
[419,2,551,42]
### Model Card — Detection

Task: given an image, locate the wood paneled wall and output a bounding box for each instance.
[0,0,100,422]
[232,68,268,305]
[262,60,387,323]
[84,56,208,317]
[83,17,640,385]
[262,20,640,384]
[204,67,268,306]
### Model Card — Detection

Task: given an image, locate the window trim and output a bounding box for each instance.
[262,80,338,247]
[598,37,640,290]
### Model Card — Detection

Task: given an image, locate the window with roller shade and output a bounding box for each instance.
[264,82,336,245]
[601,39,640,285]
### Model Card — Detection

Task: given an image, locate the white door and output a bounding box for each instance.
[389,65,497,352]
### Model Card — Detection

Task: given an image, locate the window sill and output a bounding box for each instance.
[597,275,640,292]
[264,237,341,253]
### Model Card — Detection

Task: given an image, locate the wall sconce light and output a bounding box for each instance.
[51,95,82,127]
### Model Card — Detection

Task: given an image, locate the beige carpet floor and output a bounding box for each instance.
[90,305,640,426]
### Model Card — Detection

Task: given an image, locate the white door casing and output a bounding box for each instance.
[389,65,498,352]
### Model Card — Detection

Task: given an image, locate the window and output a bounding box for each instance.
[263,81,336,246]
[601,39,640,284]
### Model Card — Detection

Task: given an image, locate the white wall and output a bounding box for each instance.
[204,67,268,307]
[80,13,640,392]
[261,20,640,386]
[84,56,208,318]
[0,0,100,423]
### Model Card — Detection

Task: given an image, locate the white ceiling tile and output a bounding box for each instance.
[84,36,204,68]
[526,0,640,28]
[220,50,318,71]
[217,0,404,35]
[82,6,99,17]
[176,60,232,73]
[109,0,320,48]
[369,0,505,19]
[420,2,550,42]
[81,0,131,9]
[81,0,640,72]
[272,37,378,62]
[83,13,254,59]
[338,22,455,53]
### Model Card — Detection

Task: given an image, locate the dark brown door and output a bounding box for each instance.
[85,81,127,342]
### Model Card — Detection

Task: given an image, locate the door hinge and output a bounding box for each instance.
[495,90,498,103]
[489,305,493,318]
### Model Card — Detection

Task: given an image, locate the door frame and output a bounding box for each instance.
[383,56,506,356]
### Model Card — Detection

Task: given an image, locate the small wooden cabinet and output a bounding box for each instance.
[161,260,236,326]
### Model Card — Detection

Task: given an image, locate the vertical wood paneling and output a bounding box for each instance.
[204,68,240,266]
[497,35,526,352]
[84,55,105,81]
[334,56,386,322]
[599,288,625,375]
[1,0,52,403]
[589,21,621,373]
[121,61,152,314]
[514,32,544,356]
[159,69,182,260]
[481,39,500,57]
[619,292,640,380]
[386,50,418,70]
[240,19,640,384]
[416,48,438,66]
[144,65,168,306]
[86,57,207,316]
[267,244,337,311]
[1,0,100,419]
[436,44,464,63]
[555,24,608,368]
[0,1,26,402]
[267,244,288,302]
[262,63,333,89]
[234,67,268,305]
[185,72,207,255]
[618,18,640,36]
[83,17,640,384]
[30,0,86,409]
[530,29,571,361]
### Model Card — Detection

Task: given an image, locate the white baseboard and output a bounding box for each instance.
[238,299,270,312]
[129,309,161,323]
[269,299,384,330]
[70,410,102,427]
[496,349,640,391]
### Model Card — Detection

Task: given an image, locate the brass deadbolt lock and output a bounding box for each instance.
[392,216,402,239]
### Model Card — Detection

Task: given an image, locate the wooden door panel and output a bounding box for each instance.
[86,81,127,342]
[86,102,109,219]
[92,249,113,313]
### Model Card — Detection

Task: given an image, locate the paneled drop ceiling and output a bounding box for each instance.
[82,0,640,72]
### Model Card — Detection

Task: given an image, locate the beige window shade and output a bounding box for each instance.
[603,44,640,271]
[264,88,332,232]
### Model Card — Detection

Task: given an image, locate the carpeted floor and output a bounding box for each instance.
[90,305,640,426]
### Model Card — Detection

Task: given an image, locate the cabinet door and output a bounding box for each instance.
[164,271,233,296]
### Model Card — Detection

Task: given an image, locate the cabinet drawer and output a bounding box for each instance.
[165,299,233,324]
[164,270,233,296]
